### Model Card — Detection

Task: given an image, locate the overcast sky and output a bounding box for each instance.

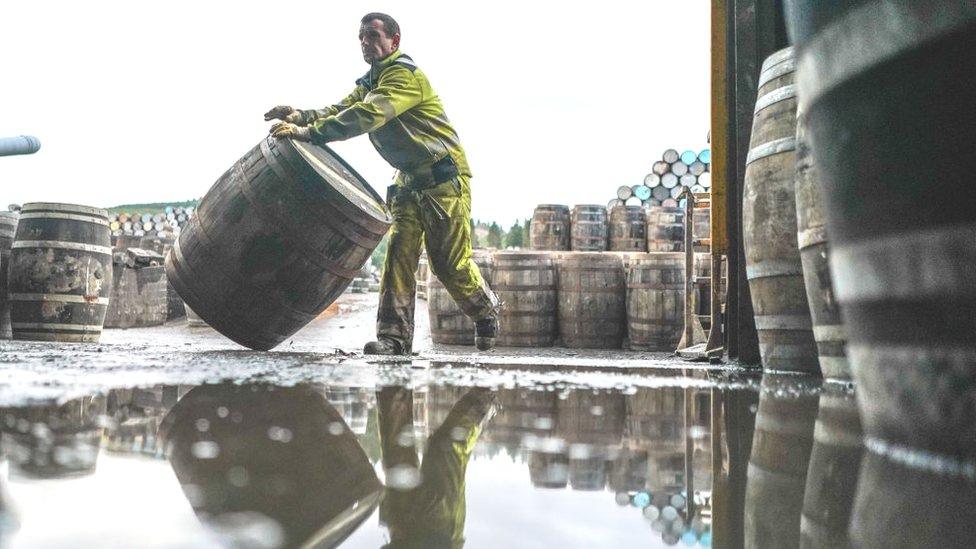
[0,1,710,227]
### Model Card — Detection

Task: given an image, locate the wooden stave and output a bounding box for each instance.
[646,206,685,253]
[608,205,648,252]
[570,205,608,252]
[529,205,571,251]
[492,251,558,347]
[557,252,626,349]
[625,252,684,351]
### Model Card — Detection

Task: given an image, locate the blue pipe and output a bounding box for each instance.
[0,136,41,157]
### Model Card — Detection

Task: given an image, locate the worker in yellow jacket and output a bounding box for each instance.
[265,12,499,355]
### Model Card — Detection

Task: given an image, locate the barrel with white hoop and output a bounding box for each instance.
[742,47,819,374]
[0,211,18,339]
[6,203,113,342]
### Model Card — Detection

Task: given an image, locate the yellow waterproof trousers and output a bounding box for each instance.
[377,176,498,352]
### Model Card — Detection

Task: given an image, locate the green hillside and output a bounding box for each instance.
[105,199,199,214]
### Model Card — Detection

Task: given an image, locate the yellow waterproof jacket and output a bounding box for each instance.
[301,50,471,189]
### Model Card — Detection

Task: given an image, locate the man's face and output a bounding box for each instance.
[359,19,399,64]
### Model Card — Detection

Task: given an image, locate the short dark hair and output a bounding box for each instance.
[361,12,400,38]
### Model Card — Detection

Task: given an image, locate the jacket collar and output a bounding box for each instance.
[357,50,407,90]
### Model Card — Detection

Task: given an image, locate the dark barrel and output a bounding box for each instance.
[557,252,625,349]
[570,204,608,251]
[492,251,558,346]
[800,383,862,549]
[165,137,391,350]
[0,211,18,339]
[625,252,684,351]
[742,47,819,374]
[646,206,684,252]
[529,204,571,251]
[744,374,819,549]
[7,203,113,343]
[609,205,647,252]
[795,110,849,381]
[787,5,976,547]
[427,250,492,345]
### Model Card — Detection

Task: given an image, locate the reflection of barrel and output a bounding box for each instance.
[1,395,106,478]
[795,111,848,380]
[647,207,684,252]
[744,375,819,549]
[529,205,570,251]
[626,253,684,351]
[609,205,647,252]
[165,137,391,350]
[557,253,625,349]
[7,203,113,342]
[570,205,608,251]
[800,383,862,549]
[428,251,492,345]
[787,6,976,548]
[742,47,819,374]
[492,251,557,346]
[0,212,18,339]
[529,450,569,488]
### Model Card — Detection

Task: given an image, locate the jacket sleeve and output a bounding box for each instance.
[299,87,367,125]
[307,67,423,143]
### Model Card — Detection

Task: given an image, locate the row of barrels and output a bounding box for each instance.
[608,147,712,210]
[530,203,710,253]
[427,250,713,351]
[109,207,195,239]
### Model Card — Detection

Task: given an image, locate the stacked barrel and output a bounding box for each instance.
[609,148,712,211]
[108,206,196,241]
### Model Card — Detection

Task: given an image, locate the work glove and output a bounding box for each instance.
[270,122,311,142]
[263,105,304,124]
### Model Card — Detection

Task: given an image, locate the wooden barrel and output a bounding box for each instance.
[165,137,391,350]
[0,211,18,339]
[529,204,570,251]
[7,203,113,342]
[427,250,492,345]
[800,383,862,549]
[415,253,428,300]
[744,374,819,549]
[609,205,647,252]
[693,207,711,252]
[104,263,168,329]
[570,205,608,251]
[626,253,684,351]
[743,47,819,374]
[795,110,849,381]
[787,6,976,546]
[647,206,684,252]
[492,251,558,346]
[557,252,625,349]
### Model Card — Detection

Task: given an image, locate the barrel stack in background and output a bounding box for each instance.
[0,211,18,339]
[787,4,976,546]
[742,47,819,375]
[427,250,493,345]
[529,205,571,251]
[165,136,391,351]
[609,205,647,252]
[492,251,558,347]
[557,252,625,349]
[625,252,684,351]
[7,203,113,342]
[570,205,608,251]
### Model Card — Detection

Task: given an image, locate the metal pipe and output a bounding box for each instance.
[0,136,41,157]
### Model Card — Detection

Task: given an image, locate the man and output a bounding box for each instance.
[265,12,499,355]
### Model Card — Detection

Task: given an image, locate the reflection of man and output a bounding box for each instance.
[376,387,496,548]
[265,12,499,356]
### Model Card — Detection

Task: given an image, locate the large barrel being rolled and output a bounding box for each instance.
[786,5,976,547]
[7,203,113,342]
[427,250,492,345]
[529,204,570,251]
[0,211,18,339]
[165,137,391,350]
[609,205,647,252]
[742,47,819,374]
[557,252,625,349]
[626,252,684,351]
[646,206,684,252]
[492,251,558,346]
[570,205,608,251]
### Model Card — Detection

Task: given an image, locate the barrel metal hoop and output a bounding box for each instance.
[12,240,112,255]
[754,84,798,114]
[797,224,829,250]
[754,314,814,331]
[757,58,797,89]
[746,137,796,165]
[18,212,110,226]
[746,259,804,279]
[797,1,976,109]
[813,324,847,343]
[760,46,795,73]
[865,437,976,481]
[830,223,976,302]
[11,322,105,332]
[8,293,110,305]
[22,202,108,218]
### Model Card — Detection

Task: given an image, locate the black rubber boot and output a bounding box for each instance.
[474,316,498,351]
[364,338,407,356]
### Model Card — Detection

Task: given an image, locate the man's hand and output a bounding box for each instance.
[270,122,311,142]
[263,105,303,124]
